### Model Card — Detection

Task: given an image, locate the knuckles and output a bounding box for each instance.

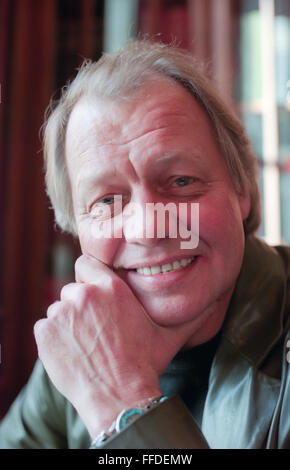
[109,276,125,294]
[74,254,102,282]
[73,279,125,302]
[61,276,126,303]
[33,318,45,339]
[42,272,128,329]
[79,283,99,301]
[60,283,78,301]
[33,318,54,350]
[74,254,86,278]
[47,300,61,317]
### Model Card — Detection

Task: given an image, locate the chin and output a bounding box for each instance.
[142,296,207,328]
[141,285,232,346]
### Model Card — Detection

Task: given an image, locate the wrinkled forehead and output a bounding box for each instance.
[65,76,215,156]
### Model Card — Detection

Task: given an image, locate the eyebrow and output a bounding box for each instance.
[76,150,204,193]
[152,151,203,166]
[76,168,116,194]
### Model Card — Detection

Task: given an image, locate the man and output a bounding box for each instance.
[0,39,289,449]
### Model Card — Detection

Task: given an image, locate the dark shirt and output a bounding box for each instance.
[159,333,221,427]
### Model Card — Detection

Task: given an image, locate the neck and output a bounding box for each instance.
[183,287,234,349]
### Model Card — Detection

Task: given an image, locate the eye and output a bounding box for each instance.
[172,176,194,187]
[89,194,124,220]
[99,196,115,205]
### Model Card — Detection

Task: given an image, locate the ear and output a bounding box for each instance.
[239,191,251,221]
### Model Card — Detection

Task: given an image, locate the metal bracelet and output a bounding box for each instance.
[90,395,167,448]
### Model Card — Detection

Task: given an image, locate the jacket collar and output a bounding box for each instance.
[221,236,289,367]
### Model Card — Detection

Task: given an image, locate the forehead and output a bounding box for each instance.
[67,78,198,136]
[65,77,223,179]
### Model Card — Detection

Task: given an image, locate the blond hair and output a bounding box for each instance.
[43,39,261,235]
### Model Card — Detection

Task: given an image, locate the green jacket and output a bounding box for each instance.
[0,236,289,449]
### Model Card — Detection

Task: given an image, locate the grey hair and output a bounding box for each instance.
[43,38,261,236]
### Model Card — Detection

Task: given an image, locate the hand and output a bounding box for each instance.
[34,255,190,438]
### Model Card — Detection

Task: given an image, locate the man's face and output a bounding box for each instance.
[65,78,250,346]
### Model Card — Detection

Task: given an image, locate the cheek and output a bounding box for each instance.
[198,194,245,243]
[78,218,121,265]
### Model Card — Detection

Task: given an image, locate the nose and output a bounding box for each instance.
[122,199,158,247]
[122,193,176,247]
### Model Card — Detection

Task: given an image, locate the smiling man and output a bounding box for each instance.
[0,40,289,449]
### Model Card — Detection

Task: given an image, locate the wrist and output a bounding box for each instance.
[90,394,168,448]
[76,384,162,439]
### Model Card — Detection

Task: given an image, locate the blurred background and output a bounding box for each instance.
[0,0,289,419]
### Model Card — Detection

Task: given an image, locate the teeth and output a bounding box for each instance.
[161,263,172,273]
[143,267,151,275]
[151,266,161,274]
[136,257,195,275]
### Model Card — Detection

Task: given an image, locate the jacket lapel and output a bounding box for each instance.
[202,236,289,448]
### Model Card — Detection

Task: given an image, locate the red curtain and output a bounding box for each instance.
[0,1,9,324]
[138,0,241,104]
[0,0,57,418]
[0,0,102,419]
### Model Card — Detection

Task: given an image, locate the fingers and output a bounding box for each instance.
[75,255,128,289]
[47,300,62,318]
[75,254,119,285]
[47,298,74,319]
[60,282,100,310]
[60,282,84,302]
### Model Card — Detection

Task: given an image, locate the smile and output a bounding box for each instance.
[135,257,196,275]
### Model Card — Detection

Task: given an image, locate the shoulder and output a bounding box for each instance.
[223,236,289,368]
